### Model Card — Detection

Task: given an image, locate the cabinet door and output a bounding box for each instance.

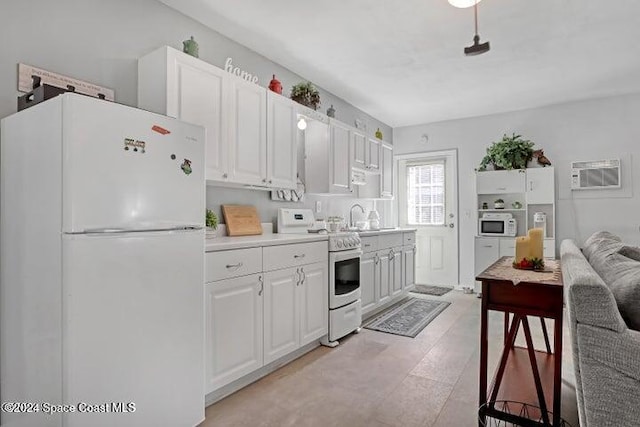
[329,122,352,194]
[367,137,381,172]
[352,130,367,170]
[402,246,416,290]
[498,238,516,258]
[264,267,300,364]
[390,248,403,297]
[380,143,393,198]
[205,274,263,393]
[227,78,267,186]
[526,167,554,204]
[169,55,228,182]
[378,251,391,304]
[299,262,328,346]
[474,238,500,275]
[267,93,297,190]
[476,170,526,194]
[360,252,378,315]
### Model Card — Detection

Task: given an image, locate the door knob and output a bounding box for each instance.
[448,223,455,228]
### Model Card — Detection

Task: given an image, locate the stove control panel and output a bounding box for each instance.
[328,233,361,252]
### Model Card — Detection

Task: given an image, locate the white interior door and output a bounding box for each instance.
[398,151,459,286]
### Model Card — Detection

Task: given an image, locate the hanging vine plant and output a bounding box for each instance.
[478,133,535,171]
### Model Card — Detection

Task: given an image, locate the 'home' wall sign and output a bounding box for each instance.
[224,57,259,84]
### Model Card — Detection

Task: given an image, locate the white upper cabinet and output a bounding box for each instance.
[380,142,394,198]
[138,46,229,182]
[266,92,297,190]
[352,130,367,170]
[139,46,298,190]
[526,167,555,204]
[329,121,353,194]
[227,78,267,186]
[476,169,526,194]
[367,137,381,172]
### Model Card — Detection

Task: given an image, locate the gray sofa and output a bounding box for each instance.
[561,232,640,427]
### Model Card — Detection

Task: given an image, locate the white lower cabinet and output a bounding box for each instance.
[390,247,403,297]
[378,251,391,305]
[205,273,263,394]
[263,267,299,364]
[299,262,329,346]
[402,245,416,290]
[360,252,378,315]
[264,261,328,364]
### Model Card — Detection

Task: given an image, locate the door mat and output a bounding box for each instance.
[364,297,451,338]
[412,284,454,296]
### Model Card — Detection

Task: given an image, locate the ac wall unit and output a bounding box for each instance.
[571,159,621,190]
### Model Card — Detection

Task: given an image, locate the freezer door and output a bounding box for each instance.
[62,94,205,233]
[62,230,204,427]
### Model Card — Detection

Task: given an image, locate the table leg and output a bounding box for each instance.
[522,316,550,425]
[504,312,509,346]
[488,314,521,405]
[553,315,563,426]
[479,282,488,427]
[540,317,552,354]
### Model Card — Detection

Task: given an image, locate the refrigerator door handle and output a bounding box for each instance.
[76,226,203,234]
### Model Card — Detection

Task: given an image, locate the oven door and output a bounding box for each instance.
[329,249,362,310]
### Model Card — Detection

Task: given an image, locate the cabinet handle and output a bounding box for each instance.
[482,245,493,248]
[222,173,228,179]
[226,262,243,269]
[374,254,379,265]
[364,244,371,247]
[529,181,533,191]
[389,249,395,261]
[497,187,507,191]
[295,268,301,286]
[294,254,306,259]
[262,178,267,183]
[269,180,273,184]
[300,267,306,286]
[258,275,264,296]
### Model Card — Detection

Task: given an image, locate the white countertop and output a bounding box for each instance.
[205,233,328,252]
[357,228,417,236]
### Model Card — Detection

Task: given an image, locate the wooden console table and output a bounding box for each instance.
[476,257,564,427]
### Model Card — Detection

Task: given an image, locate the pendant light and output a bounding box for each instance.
[448,0,482,8]
[464,1,490,56]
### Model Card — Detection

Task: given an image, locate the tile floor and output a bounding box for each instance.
[200,291,579,426]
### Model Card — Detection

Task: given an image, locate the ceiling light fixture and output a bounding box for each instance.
[463,0,490,56]
[448,0,482,8]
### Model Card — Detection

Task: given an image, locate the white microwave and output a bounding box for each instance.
[479,216,517,237]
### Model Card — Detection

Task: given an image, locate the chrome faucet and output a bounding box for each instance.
[349,203,365,228]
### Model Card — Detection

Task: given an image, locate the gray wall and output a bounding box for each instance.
[0,0,393,227]
[393,93,640,286]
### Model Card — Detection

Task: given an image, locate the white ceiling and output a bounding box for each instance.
[160,0,640,127]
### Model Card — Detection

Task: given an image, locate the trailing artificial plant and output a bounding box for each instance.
[290,81,321,110]
[478,133,535,171]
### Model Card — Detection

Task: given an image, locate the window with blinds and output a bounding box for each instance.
[406,161,445,225]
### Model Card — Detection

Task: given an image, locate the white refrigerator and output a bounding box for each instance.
[1,94,205,427]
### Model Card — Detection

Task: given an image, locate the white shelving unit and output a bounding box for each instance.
[474,168,556,290]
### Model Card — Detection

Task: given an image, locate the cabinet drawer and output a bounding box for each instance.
[378,233,403,250]
[361,236,378,253]
[205,247,262,282]
[403,232,416,246]
[263,241,328,271]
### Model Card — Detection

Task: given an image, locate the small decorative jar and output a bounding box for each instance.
[326,104,335,118]
[183,36,199,58]
[268,74,282,94]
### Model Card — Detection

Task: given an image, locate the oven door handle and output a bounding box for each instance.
[331,249,363,263]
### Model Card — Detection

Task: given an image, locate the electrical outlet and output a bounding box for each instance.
[316,201,322,213]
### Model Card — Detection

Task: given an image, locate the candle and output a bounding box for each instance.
[515,236,530,262]
[528,228,544,260]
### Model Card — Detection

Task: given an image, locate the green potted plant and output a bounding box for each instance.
[478,133,535,171]
[494,198,505,209]
[290,81,321,110]
[206,209,218,237]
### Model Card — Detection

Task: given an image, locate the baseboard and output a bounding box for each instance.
[204,340,320,406]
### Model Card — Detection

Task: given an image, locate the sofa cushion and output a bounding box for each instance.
[582,231,623,267]
[589,252,640,331]
[618,245,640,262]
